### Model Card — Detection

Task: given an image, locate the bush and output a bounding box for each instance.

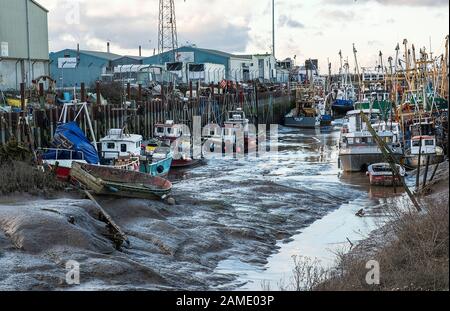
[0,160,65,195]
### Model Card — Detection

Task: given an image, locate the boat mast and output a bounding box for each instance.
[353,44,362,101]
[441,35,449,99]
[338,50,343,86]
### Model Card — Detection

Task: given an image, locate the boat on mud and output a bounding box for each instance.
[405,135,445,168]
[41,121,99,180]
[339,109,403,172]
[222,108,257,153]
[154,121,201,168]
[285,87,321,129]
[99,129,173,176]
[366,163,406,187]
[70,162,172,199]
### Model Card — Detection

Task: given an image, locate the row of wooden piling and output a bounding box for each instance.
[1,82,293,148]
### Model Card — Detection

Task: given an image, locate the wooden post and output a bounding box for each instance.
[138,84,142,103]
[96,81,101,106]
[81,82,86,102]
[84,190,129,249]
[127,82,131,101]
[415,137,423,188]
[0,113,5,144]
[255,81,259,133]
[422,155,431,188]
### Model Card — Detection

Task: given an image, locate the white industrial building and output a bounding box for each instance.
[144,46,278,84]
[0,0,49,91]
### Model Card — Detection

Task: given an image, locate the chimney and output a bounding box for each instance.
[139,45,142,57]
[107,42,110,53]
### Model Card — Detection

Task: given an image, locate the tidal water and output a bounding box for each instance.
[0,126,404,290]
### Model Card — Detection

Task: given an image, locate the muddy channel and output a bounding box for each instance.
[0,126,405,290]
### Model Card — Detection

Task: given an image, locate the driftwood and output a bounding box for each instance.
[84,190,130,249]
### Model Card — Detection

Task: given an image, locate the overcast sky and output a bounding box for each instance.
[38,0,449,73]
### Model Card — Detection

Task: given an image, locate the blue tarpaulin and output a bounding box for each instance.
[43,122,99,164]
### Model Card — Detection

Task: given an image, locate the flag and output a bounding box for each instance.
[220,79,227,89]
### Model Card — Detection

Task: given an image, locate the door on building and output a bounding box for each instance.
[258,59,265,80]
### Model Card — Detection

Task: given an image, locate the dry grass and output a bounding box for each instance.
[0,161,66,195]
[314,189,449,291]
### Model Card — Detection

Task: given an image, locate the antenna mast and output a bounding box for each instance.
[158,0,178,61]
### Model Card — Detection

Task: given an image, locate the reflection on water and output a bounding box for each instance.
[210,126,406,290]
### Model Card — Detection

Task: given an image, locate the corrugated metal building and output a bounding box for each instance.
[0,0,49,90]
[143,46,261,83]
[49,49,146,88]
[49,49,121,88]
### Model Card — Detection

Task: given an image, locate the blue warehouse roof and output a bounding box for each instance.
[143,46,251,65]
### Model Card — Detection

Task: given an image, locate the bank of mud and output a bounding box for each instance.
[0,127,429,291]
[315,161,449,291]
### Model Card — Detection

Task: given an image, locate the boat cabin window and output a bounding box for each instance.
[412,140,421,147]
[121,144,127,152]
[383,137,392,143]
[156,127,164,134]
[425,140,434,146]
[347,138,354,145]
[167,127,173,134]
[107,143,115,149]
[136,142,141,148]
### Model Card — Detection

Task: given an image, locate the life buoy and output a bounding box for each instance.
[157,165,165,174]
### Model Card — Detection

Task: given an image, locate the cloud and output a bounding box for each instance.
[318,9,356,21]
[278,15,305,28]
[44,0,252,55]
[325,0,448,6]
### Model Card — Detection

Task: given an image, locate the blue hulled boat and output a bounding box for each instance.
[332,98,354,115]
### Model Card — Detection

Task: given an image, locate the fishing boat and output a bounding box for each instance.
[154,121,201,168]
[41,121,99,180]
[405,136,445,168]
[366,163,406,187]
[223,108,257,153]
[70,162,172,199]
[202,123,223,154]
[339,109,403,172]
[99,129,173,176]
[332,90,355,115]
[140,144,173,176]
[284,87,321,129]
[331,58,356,116]
[41,102,100,180]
